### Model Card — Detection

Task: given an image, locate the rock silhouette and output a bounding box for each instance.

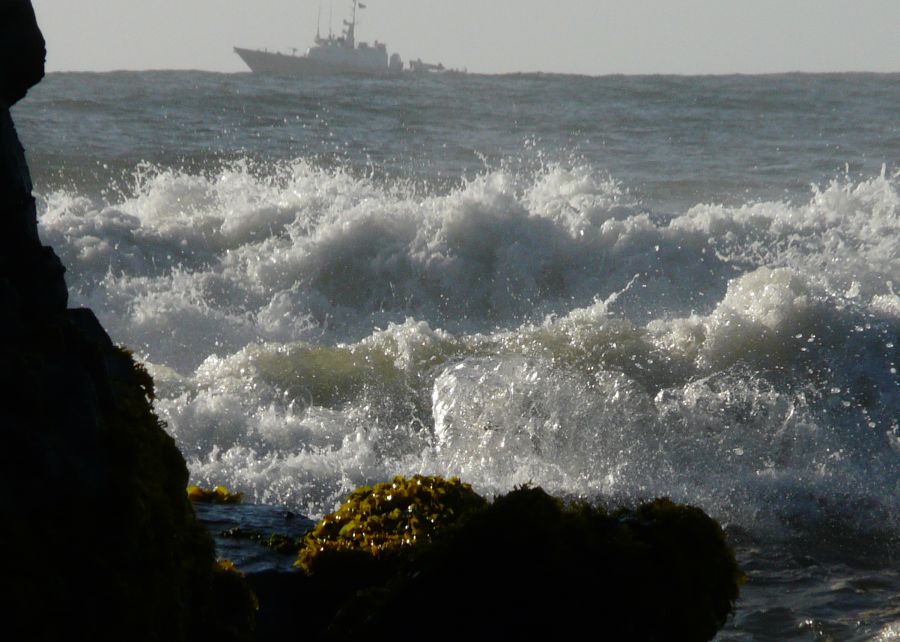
[0,3,256,640]
[0,0,67,316]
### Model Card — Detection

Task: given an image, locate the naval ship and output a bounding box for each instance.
[233,0,405,76]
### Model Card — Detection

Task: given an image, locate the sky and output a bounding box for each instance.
[31,0,900,76]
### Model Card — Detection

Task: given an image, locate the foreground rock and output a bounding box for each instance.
[247,476,744,642]
[0,3,256,640]
[1,321,257,641]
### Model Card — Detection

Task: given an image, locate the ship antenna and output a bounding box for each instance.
[329,2,333,39]
[316,1,322,41]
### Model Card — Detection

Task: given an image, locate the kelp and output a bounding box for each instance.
[187,484,244,504]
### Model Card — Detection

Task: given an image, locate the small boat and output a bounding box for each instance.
[408,58,466,75]
[234,0,404,76]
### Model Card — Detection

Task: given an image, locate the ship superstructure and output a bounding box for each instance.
[234,1,403,75]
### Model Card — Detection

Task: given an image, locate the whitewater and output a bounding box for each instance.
[15,71,899,640]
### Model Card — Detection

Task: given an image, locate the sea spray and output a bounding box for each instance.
[35,157,898,534]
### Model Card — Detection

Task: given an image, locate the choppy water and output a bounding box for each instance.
[15,71,900,640]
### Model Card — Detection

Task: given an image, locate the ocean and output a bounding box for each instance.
[14,70,900,640]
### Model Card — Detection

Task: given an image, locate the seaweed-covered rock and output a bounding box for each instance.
[246,475,487,641]
[189,484,245,504]
[0,315,258,641]
[269,481,742,642]
[337,486,742,641]
[296,474,487,574]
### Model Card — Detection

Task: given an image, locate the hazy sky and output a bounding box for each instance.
[31,0,900,75]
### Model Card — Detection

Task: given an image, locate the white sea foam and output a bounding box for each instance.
[875,621,900,642]
[36,161,899,530]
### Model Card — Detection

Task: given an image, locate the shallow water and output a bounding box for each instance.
[15,70,900,639]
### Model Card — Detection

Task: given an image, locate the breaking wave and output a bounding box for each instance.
[37,159,899,536]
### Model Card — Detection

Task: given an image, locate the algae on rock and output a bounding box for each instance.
[296,474,487,574]
[1,322,258,641]
[254,476,742,642]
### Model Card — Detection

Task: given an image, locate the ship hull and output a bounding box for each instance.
[234,47,392,76]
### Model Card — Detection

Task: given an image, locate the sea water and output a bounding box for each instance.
[15,71,899,640]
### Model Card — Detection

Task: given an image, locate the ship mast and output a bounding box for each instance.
[316,1,322,42]
[343,0,358,49]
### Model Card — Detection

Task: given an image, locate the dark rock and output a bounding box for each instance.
[245,571,320,642]
[333,487,743,642]
[0,0,46,106]
[252,479,743,642]
[0,100,69,317]
[0,295,259,642]
[0,0,67,317]
[0,4,257,640]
